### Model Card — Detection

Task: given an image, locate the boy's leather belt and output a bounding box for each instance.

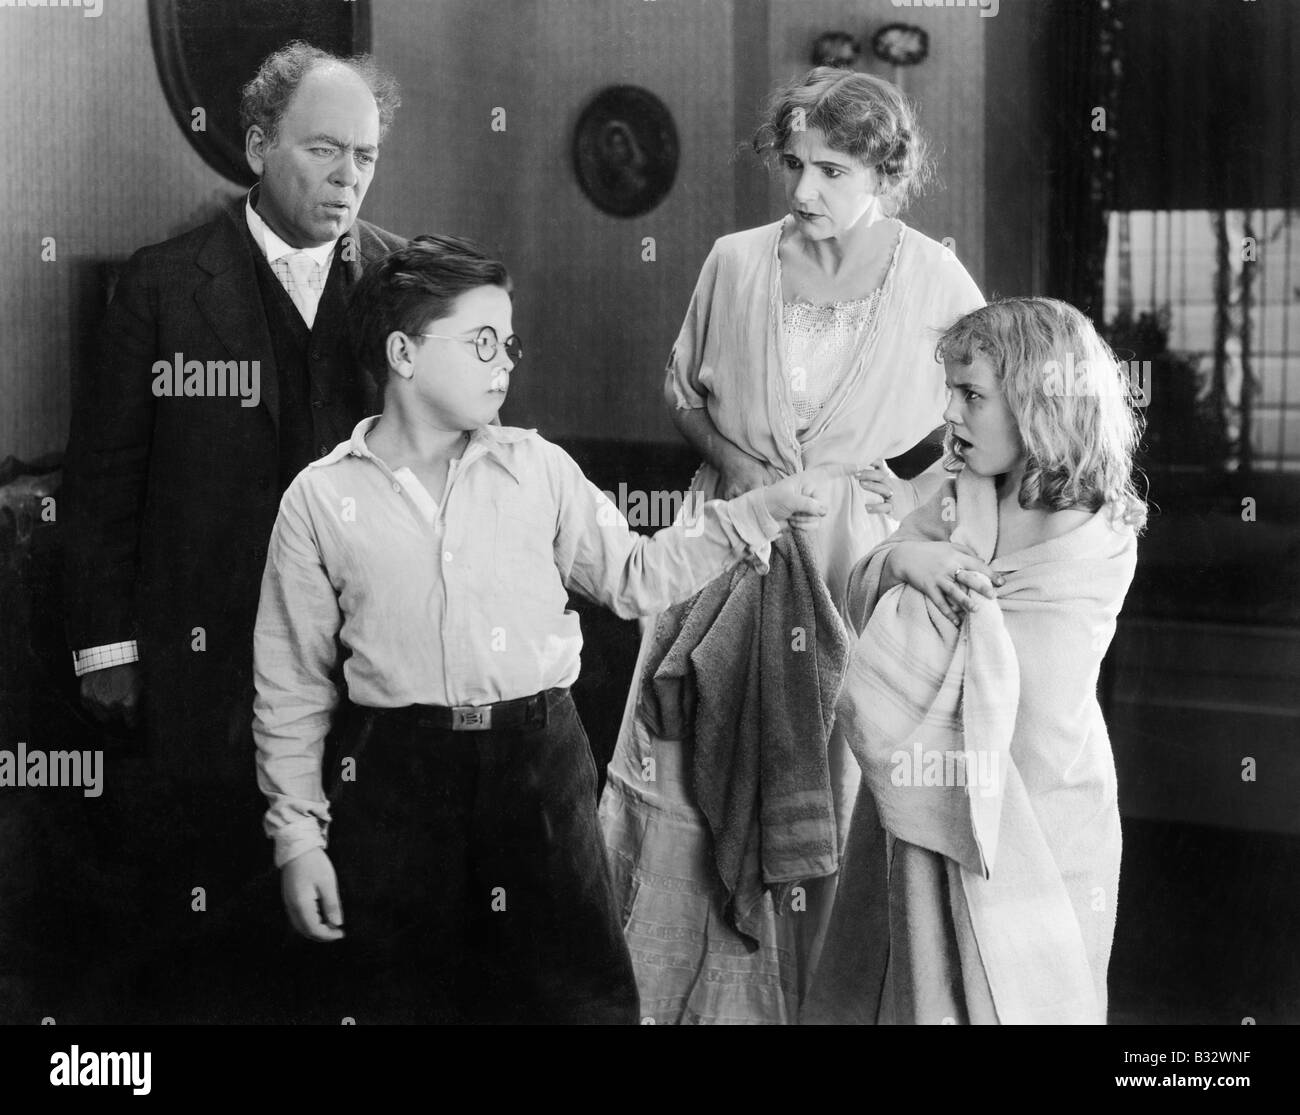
[362,690,553,732]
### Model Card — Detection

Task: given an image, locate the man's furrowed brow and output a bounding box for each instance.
[305,134,377,153]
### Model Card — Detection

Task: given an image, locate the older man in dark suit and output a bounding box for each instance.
[60,43,404,1018]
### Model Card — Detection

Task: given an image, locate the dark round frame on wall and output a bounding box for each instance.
[148,0,372,187]
[870,23,930,67]
[573,85,679,219]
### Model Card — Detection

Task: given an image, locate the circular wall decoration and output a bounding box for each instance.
[573,86,679,218]
[871,23,929,67]
[149,0,372,187]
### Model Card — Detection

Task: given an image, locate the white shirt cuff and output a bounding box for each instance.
[270,822,329,870]
[726,488,783,572]
[72,641,139,677]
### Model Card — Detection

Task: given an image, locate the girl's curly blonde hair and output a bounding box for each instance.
[936,298,1148,531]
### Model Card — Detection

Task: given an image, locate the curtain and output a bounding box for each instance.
[1046,0,1124,324]
[1115,0,1299,213]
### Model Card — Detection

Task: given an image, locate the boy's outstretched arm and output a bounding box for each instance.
[550,446,852,618]
[252,480,347,941]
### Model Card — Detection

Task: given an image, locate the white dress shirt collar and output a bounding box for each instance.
[313,415,533,483]
[244,187,338,268]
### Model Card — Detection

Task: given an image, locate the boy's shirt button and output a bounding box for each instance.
[443,551,453,562]
[392,482,401,492]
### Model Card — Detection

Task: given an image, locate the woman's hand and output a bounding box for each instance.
[855,458,919,520]
[884,540,1003,625]
[717,451,782,499]
[761,464,856,530]
[281,848,345,943]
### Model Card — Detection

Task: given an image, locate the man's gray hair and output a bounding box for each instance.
[239,40,400,143]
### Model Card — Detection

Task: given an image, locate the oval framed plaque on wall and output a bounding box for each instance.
[573,85,680,219]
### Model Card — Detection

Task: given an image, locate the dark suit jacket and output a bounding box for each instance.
[61,200,404,785]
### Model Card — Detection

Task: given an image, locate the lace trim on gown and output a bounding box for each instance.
[782,292,885,432]
[776,221,906,440]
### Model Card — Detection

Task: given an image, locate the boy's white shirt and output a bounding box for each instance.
[253,415,782,866]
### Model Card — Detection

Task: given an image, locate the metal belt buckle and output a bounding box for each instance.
[452,705,492,731]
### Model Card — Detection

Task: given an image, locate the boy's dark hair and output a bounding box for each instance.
[350,234,512,388]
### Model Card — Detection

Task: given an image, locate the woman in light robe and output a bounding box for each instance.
[805,297,1146,1024]
[598,68,983,1024]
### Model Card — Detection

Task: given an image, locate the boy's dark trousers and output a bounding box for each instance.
[316,688,639,1024]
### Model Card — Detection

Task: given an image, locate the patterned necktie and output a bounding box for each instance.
[282,251,323,329]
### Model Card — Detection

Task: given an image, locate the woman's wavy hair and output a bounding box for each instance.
[936,298,1148,531]
[751,67,931,216]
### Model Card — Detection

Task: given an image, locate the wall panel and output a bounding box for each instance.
[372,0,737,445]
[0,1,233,460]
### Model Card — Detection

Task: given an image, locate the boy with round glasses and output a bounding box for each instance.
[251,234,849,1023]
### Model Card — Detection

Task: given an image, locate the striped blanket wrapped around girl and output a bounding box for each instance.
[806,297,1145,1025]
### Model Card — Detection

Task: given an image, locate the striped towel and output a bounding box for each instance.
[640,528,850,947]
[820,468,1134,1024]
